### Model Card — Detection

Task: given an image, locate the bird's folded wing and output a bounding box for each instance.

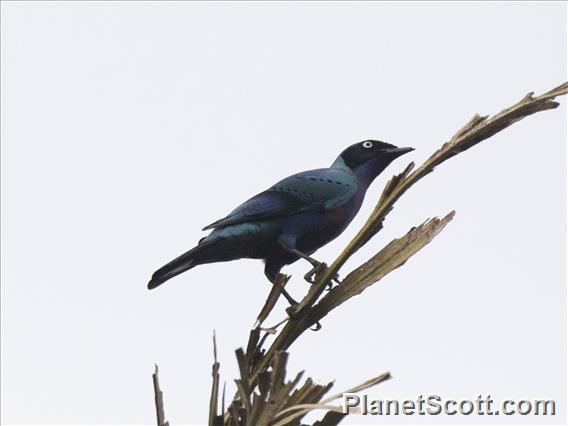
[202,168,358,230]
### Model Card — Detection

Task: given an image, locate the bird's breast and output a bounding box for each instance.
[294,190,365,253]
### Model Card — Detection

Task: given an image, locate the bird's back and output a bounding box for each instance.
[203,167,359,231]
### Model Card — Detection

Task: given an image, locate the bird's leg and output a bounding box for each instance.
[279,241,341,287]
[264,263,299,308]
[280,288,298,306]
[279,242,320,267]
[272,277,297,306]
[268,275,300,317]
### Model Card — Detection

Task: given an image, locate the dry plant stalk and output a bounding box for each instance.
[152,82,567,426]
[152,365,169,426]
[254,82,568,375]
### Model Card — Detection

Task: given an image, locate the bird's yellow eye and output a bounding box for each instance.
[362,141,373,148]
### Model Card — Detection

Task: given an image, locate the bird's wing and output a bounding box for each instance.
[202,168,358,230]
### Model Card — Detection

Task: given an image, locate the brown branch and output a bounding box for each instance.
[252,81,568,377]
[152,365,169,426]
[300,212,454,343]
[209,332,223,426]
[271,371,391,426]
[256,273,290,327]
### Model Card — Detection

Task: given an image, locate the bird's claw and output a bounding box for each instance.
[328,274,341,290]
[285,303,300,319]
[303,262,327,283]
[310,321,322,331]
[304,263,341,288]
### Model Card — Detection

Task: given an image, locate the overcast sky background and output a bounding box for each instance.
[1,2,566,425]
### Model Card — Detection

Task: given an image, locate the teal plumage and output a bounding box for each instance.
[202,168,358,231]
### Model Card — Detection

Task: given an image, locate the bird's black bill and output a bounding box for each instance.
[385,147,415,156]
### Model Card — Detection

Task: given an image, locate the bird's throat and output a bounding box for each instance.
[351,159,389,188]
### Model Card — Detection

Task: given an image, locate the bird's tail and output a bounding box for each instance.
[148,239,214,290]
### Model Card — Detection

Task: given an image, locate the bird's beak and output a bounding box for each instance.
[385,147,415,157]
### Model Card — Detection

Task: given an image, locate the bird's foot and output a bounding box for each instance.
[283,305,322,331]
[285,303,300,319]
[303,262,327,283]
[304,262,341,287]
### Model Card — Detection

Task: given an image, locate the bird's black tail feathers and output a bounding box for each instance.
[148,239,214,289]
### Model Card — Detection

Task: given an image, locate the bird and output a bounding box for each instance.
[148,140,414,299]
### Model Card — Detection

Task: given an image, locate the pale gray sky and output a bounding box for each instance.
[1,1,566,425]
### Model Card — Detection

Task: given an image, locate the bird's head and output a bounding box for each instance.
[332,140,414,185]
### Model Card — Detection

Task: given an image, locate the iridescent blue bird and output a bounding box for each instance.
[148,140,413,295]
